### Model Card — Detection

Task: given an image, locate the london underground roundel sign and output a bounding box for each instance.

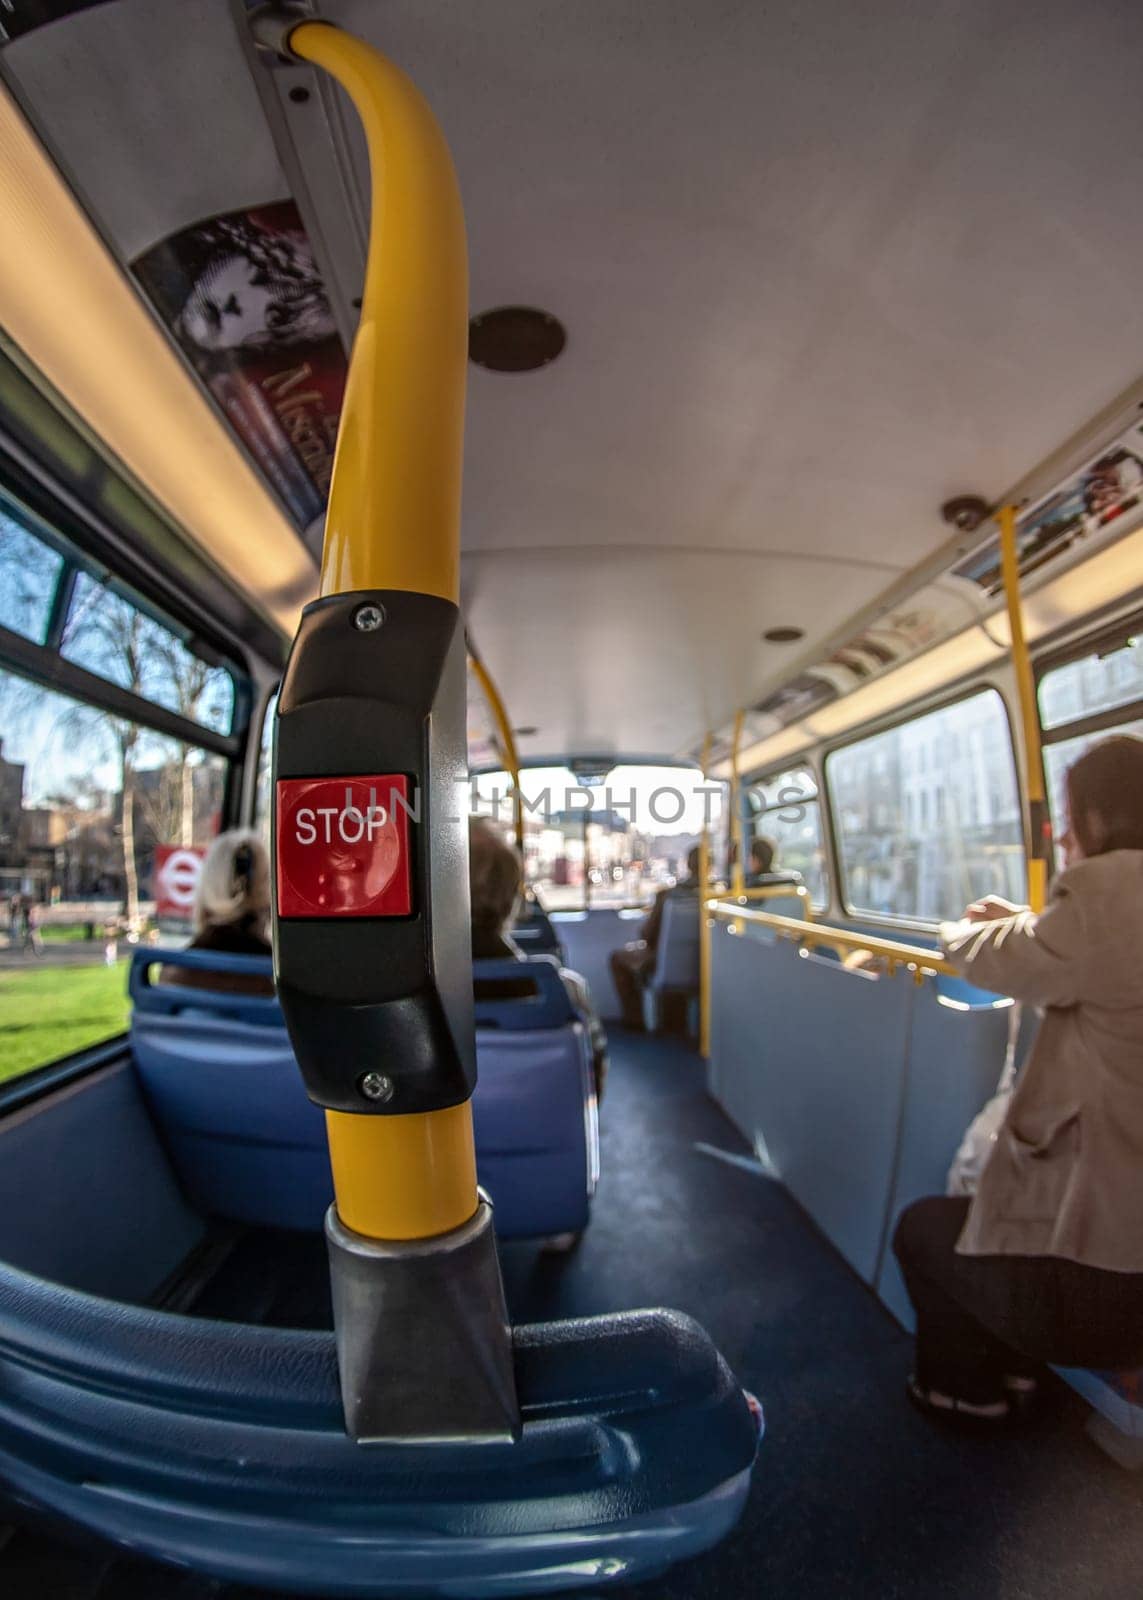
[276,774,413,918]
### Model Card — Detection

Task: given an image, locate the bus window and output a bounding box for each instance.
[0,496,63,644]
[746,764,828,908]
[254,688,278,845]
[471,764,722,911]
[0,670,228,1087]
[1039,635,1143,731]
[826,691,1026,923]
[0,501,245,1088]
[63,572,235,735]
[1040,637,1143,860]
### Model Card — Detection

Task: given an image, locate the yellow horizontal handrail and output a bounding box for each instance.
[705,899,958,979]
[705,882,816,921]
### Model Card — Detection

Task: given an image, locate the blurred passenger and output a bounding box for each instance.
[893,735,1143,1424]
[470,818,607,1102]
[745,836,804,890]
[609,844,702,1029]
[162,829,275,997]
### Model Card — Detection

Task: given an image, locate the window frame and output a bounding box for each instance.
[1035,613,1143,751]
[744,759,830,911]
[822,683,1024,930]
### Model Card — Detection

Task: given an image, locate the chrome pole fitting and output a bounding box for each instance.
[325,1195,520,1443]
[247,2,314,63]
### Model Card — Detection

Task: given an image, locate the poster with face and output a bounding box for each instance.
[133,202,347,531]
[951,424,1143,598]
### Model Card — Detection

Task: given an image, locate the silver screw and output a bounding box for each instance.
[358,1071,395,1103]
[353,603,386,633]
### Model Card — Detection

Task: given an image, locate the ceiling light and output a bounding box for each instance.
[469,307,566,372]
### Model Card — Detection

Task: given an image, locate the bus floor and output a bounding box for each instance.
[5,1030,1143,1599]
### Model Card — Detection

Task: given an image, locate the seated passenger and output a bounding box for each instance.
[893,735,1143,1423]
[470,819,607,1103]
[161,829,275,997]
[744,835,804,890]
[609,845,701,1029]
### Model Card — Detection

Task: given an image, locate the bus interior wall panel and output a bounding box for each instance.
[709,921,913,1284]
[0,1059,205,1303]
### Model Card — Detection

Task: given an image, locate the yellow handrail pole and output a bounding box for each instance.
[730,709,746,898]
[705,898,959,977]
[297,25,467,604]
[998,503,1049,914]
[698,734,713,1058]
[288,21,476,1241]
[469,649,524,851]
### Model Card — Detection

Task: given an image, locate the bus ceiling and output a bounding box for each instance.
[0,4,1142,759]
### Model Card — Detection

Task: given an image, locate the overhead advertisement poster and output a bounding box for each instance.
[133,202,347,532]
[950,420,1143,597]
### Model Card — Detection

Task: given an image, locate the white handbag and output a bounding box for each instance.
[946,1003,1023,1198]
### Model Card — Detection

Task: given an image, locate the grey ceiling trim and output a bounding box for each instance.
[230,0,366,358]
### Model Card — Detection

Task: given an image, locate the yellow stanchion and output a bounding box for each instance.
[998,504,1049,913]
[291,23,468,605]
[287,20,477,1242]
[469,648,524,851]
[698,734,713,1058]
[730,710,746,899]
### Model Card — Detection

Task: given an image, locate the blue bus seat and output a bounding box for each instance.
[509,893,566,965]
[643,892,700,1036]
[130,951,598,1240]
[472,958,599,1237]
[0,1259,759,1595]
[129,951,333,1232]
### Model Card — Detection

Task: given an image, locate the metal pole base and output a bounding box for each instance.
[325,1196,520,1443]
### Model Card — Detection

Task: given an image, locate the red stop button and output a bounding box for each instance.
[276,774,413,918]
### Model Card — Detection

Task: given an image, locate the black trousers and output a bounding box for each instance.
[609,943,652,1028]
[892,1196,1143,1404]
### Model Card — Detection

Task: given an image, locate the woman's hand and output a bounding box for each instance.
[961,895,1027,924]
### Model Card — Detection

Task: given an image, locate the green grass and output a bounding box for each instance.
[0,960,129,1084]
[40,924,100,944]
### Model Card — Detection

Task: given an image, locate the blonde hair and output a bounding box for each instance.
[194,828,271,937]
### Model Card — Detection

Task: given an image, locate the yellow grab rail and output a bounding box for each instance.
[288,21,477,1242]
[468,647,524,850]
[706,898,958,979]
[707,881,816,920]
[998,502,1049,913]
[292,23,468,605]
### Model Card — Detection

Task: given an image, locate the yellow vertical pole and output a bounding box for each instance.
[698,734,713,1058]
[468,649,524,851]
[287,21,476,1241]
[998,503,1048,913]
[730,710,746,898]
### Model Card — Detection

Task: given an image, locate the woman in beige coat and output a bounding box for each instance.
[893,735,1143,1422]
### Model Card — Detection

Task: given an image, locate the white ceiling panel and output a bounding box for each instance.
[4,0,1143,758]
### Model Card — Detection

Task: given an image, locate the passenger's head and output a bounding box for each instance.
[194,829,270,936]
[751,836,777,876]
[1063,736,1143,865]
[685,844,701,880]
[469,818,522,938]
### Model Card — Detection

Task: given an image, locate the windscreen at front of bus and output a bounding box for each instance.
[470,765,725,911]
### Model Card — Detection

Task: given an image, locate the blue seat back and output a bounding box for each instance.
[650,892,700,991]
[130,951,332,1231]
[510,895,566,963]
[473,955,575,1028]
[130,950,597,1239]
